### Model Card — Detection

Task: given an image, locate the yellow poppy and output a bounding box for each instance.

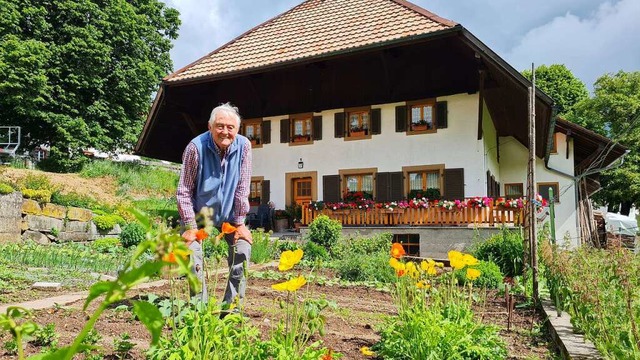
[416,280,431,289]
[271,275,306,292]
[405,261,419,278]
[466,268,481,281]
[420,259,437,275]
[278,249,304,271]
[162,248,190,263]
[389,257,402,270]
[448,250,465,270]
[462,254,479,266]
[390,243,406,259]
[360,346,375,356]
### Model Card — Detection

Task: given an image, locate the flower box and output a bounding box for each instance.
[293,136,309,143]
[350,130,366,137]
[250,139,259,146]
[411,124,429,131]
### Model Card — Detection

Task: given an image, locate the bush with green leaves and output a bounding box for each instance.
[51,191,104,211]
[306,215,341,250]
[21,189,52,203]
[20,173,57,192]
[455,260,503,289]
[302,240,329,262]
[93,214,126,232]
[333,233,395,283]
[119,222,146,248]
[471,228,524,277]
[91,237,121,254]
[0,182,14,195]
[250,229,276,264]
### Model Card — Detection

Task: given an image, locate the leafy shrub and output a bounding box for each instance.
[302,241,329,262]
[20,173,56,192]
[276,240,300,253]
[31,323,58,347]
[306,215,342,250]
[334,250,395,283]
[202,237,228,260]
[22,189,52,203]
[93,214,126,232]
[119,222,146,248]
[0,182,14,195]
[332,232,392,259]
[454,260,503,289]
[51,191,103,210]
[91,237,121,254]
[250,230,276,264]
[472,228,524,277]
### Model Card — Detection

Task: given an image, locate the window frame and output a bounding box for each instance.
[249,176,264,205]
[344,106,372,140]
[289,113,313,145]
[407,99,437,135]
[550,132,559,154]
[537,182,560,203]
[338,167,377,200]
[504,183,524,199]
[242,118,263,148]
[402,164,444,198]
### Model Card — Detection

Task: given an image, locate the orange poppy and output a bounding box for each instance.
[321,349,334,360]
[390,243,406,259]
[195,228,209,241]
[216,222,237,240]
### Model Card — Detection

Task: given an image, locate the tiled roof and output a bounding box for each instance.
[165,0,456,83]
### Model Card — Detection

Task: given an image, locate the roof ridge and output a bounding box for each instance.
[389,0,457,27]
[165,0,316,81]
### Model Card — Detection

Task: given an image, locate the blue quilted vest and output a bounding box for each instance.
[191,131,248,226]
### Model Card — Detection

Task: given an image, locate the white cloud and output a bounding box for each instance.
[505,0,640,88]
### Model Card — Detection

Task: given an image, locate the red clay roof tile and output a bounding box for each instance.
[165,0,456,83]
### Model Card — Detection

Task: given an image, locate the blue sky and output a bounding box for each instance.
[164,0,639,91]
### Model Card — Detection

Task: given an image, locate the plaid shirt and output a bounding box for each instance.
[177,139,252,229]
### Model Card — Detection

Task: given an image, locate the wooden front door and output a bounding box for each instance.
[293,177,312,205]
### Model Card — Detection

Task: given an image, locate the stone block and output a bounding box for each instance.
[0,217,21,233]
[41,203,66,219]
[0,233,20,243]
[67,207,93,222]
[57,231,91,242]
[21,199,42,215]
[32,282,62,291]
[22,230,51,244]
[64,220,91,233]
[21,220,28,231]
[24,214,64,233]
[0,192,23,216]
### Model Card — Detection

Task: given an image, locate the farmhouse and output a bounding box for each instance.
[135,0,626,251]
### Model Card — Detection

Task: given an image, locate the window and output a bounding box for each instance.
[393,234,420,256]
[550,132,559,154]
[249,180,262,205]
[408,99,436,133]
[505,183,523,199]
[339,168,377,201]
[242,119,262,147]
[347,109,370,138]
[537,182,560,203]
[291,115,312,143]
[402,165,444,199]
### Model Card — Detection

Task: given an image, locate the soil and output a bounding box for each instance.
[0,265,557,360]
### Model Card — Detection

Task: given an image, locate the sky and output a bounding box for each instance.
[163,0,640,92]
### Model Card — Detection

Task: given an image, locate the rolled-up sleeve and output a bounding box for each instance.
[177,142,199,229]
[232,141,252,225]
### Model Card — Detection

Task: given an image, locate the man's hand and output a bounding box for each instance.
[234,224,253,244]
[182,229,198,246]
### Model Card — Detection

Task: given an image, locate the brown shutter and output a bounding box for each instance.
[261,120,271,144]
[280,118,290,143]
[375,172,390,202]
[444,168,465,200]
[436,101,448,129]
[371,108,381,135]
[486,171,491,196]
[375,172,403,201]
[334,112,345,138]
[312,115,322,140]
[323,175,341,202]
[261,180,270,204]
[390,171,404,201]
[395,105,406,132]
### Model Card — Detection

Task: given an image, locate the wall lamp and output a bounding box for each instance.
[297,158,304,169]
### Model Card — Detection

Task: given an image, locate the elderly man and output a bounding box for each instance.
[176,102,253,306]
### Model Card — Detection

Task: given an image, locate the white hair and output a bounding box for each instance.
[208,102,241,127]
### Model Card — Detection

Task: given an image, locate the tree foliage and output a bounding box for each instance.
[0,0,180,171]
[568,71,640,214]
[522,64,589,117]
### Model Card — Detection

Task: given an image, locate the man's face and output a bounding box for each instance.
[209,112,238,150]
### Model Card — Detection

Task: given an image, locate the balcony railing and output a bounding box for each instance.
[301,201,524,227]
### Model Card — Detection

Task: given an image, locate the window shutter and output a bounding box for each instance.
[390,172,404,201]
[444,168,465,200]
[261,120,271,144]
[395,105,406,132]
[312,115,322,140]
[261,180,270,204]
[486,171,491,196]
[371,108,381,135]
[334,112,345,138]
[436,101,448,129]
[375,172,390,202]
[323,175,341,202]
[280,118,290,143]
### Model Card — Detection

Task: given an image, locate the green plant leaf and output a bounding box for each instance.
[132,300,164,345]
[118,261,163,290]
[27,344,92,360]
[84,281,114,310]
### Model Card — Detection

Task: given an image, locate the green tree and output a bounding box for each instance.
[569,71,640,215]
[522,64,589,117]
[0,0,180,171]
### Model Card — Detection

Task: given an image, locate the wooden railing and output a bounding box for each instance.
[301,203,524,227]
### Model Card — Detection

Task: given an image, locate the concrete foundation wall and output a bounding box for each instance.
[0,192,22,242]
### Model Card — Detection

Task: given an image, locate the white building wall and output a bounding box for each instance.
[252,93,488,208]
[499,132,578,247]
[482,102,500,187]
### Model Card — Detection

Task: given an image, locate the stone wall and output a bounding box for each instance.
[0,192,121,243]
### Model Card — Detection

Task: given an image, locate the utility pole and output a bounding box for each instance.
[526,63,539,304]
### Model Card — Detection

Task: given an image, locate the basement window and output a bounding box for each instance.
[393,234,420,256]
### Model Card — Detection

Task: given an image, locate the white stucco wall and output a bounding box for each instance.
[482,102,500,186]
[252,93,487,208]
[498,132,578,246]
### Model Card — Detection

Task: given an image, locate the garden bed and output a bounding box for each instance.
[0,268,556,359]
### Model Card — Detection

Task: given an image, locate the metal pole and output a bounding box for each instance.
[528,63,539,304]
[549,187,556,245]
